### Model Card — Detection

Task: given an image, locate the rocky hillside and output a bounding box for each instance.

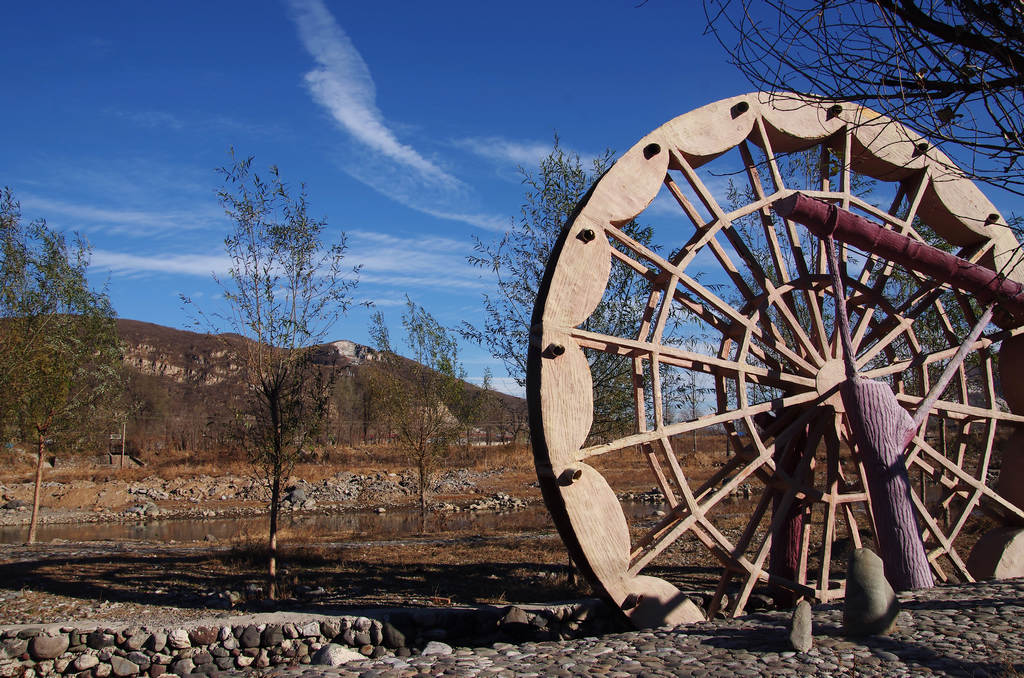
[116,319,525,457]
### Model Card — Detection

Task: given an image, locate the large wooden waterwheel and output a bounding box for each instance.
[527,93,1024,628]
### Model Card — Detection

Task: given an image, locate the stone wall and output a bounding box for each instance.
[0,602,617,678]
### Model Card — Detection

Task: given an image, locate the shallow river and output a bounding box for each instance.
[0,502,669,545]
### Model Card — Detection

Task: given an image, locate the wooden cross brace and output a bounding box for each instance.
[771,193,1001,591]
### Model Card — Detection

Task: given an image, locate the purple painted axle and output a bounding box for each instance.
[773,193,1024,322]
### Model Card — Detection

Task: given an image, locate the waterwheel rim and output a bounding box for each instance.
[527,92,1024,627]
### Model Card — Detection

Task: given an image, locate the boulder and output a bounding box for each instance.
[310,644,363,667]
[843,548,900,636]
[788,600,813,652]
[967,527,1024,579]
[28,634,69,660]
[995,436,1024,522]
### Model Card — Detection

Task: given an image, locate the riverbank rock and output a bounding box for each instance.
[843,548,900,636]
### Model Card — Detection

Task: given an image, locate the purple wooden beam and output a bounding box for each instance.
[773,193,1024,323]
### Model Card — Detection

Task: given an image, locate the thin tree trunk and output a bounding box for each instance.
[27,431,46,544]
[268,471,280,600]
[418,455,427,533]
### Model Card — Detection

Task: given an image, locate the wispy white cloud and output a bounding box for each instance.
[347,229,487,291]
[90,250,230,277]
[285,0,509,231]
[286,0,453,185]
[112,109,185,130]
[108,108,288,138]
[19,194,224,237]
[453,136,551,168]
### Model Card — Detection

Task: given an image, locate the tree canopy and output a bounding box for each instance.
[704,0,1024,196]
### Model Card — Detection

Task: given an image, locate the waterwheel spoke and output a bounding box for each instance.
[909,434,1024,522]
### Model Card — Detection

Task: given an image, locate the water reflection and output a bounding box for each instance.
[0,502,670,545]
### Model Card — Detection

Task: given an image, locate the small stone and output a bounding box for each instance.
[94,663,113,678]
[123,632,149,652]
[421,641,453,656]
[1,638,28,659]
[28,634,69,660]
[234,656,253,668]
[188,627,217,646]
[282,623,298,639]
[127,652,150,671]
[843,548,900,636]
[166,630,190,650]
[87,632,115,650]
[297,621,319,638]
[320,619,341,640]
[381,623,405,649]
[310,644,364,666]
[789,600,813,652]
[168,658,194,675]
[192,651,212,665]
[502,606,530,626]
[148,665,166,678]
[261,624,284,646]
[239,626,260,649]
[147,633,167,654]
[75,655,100,671]
[109,656,140,677]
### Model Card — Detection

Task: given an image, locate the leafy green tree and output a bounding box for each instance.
[1,187,122,543]
[187,153,360,598]
[465,138,658,442]
[368,298,466,523]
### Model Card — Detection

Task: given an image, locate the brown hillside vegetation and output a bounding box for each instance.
[117,319,527,462]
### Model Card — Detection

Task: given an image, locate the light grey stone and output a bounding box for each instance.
[297,621,320,638]
[310,643,364,666]
[166,630,190,650]
[422,641,454,656]
[843,548,900,636]
[74,654,100,671]
[789,600,813,652]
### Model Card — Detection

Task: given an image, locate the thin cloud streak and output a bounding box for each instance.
[347,229,485,290]
[19,195,224,236]
[286,0,510,231]
[453,136,551,167]
[91,250,230,277]
[287,0,453,186]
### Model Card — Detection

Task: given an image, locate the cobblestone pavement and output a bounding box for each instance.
[243,579,1024,678]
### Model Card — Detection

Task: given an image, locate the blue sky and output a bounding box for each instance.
[0,1,773,394]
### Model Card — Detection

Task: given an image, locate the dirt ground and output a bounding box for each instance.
[0,435,985,629]
[0,442,710,627]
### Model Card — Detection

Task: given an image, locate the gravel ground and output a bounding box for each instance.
[241,578,1024,678]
